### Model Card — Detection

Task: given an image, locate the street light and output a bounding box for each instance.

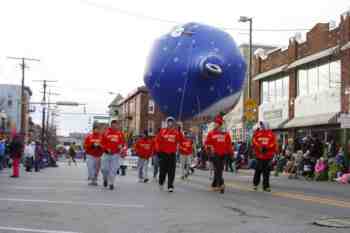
[239,16,253,99]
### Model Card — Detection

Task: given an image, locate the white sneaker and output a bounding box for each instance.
[168,187,174,193]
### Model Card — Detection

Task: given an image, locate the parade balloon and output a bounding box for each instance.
[144,22,246,121]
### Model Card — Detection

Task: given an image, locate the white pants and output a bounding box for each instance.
[180,154,191,177]
[101,154,120,185]
[138,158,149,180]
[86,154,100,181]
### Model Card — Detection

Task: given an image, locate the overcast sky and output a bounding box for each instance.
[0,0,349,136]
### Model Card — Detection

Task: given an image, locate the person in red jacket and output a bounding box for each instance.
[84,123,104,186]
[9,134,24,178]
[179,132,194,180]
[134,130,154,183]
[205,114,233,193]
[252,121,278,192]
[101,120,126,190]
[155,116,184,192]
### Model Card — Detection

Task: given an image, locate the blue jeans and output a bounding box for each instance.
[153,155,160,178]
[138,158,149,180]
[86,155,100,181]
[101,154,120,185]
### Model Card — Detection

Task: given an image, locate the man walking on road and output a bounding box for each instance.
[155,117,184,193]
[84,123,104,186]
[205,114,233,193]
[134,130,154,183]
[68,142,77,166]
[101,120,126,190]
[179,132,194,180]
[252,121,278,192]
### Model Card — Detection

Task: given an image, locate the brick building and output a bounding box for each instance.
[251,11,350,145]
[117,86,166,137]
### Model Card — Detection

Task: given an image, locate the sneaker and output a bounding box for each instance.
[10,175,19,178]
[144,178,149,183]
[168,187,174,193]
[219,185,225,194]
[103,180,108,187]
[109,184,114,190]
[253,186,258,191]
[92,180,98,186]
[263,187,271,192]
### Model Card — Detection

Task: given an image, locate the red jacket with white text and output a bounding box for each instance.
[205,130,233,157]
[252,129,278,160]
[134,137,154,159]
[155,128,184,154]
[84,132,104,158]
[102,128,126,154]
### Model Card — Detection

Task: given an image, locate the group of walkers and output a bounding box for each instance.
[0,134,57,178]
[83,114,279,193]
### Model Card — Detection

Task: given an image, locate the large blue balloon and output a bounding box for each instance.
[144,22,246,121]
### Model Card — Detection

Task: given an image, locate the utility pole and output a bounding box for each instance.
[7,57,40,138]
[33,80,58,144]
[45,90,60,143]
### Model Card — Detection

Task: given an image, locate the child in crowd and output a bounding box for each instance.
[314,157,327,181]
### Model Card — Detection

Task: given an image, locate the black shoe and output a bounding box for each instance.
[10,175,19,178]
[109,184,114,190]
[144,178,149,183]
[103,180,108,187]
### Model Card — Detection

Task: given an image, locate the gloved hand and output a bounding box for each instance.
[261,147,268,154]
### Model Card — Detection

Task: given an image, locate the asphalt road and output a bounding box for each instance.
[0,161,350,233]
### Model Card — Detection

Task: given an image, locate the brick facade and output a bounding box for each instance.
[252,12,350,120]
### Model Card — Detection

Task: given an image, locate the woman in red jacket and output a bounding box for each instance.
[252,121,278,192]
[134,130,154,183]
[101,120,126,190]
[84,124,104,186]
[155,117,184,192]
[205,114,233,193]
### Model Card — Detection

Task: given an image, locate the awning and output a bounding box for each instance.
[288,46,339,69]
[341,41,350,51]
[284,113,338,129]
[269,119,288,130]
[253,65,288,81]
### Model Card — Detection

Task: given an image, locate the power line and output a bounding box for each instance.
[80,0,310,32]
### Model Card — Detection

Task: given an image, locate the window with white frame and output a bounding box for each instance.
[261,75,289,104]
[147,120,155,135]
[148,100,155,114]
[297,60,340,96]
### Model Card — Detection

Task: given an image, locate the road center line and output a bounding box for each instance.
[0,198,144,208]
[0,226,81,233]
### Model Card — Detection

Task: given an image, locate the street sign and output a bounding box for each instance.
[244,98,258,123]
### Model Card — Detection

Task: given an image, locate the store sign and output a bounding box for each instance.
[263,109,283,121]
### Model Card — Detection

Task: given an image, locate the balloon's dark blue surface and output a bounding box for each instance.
[144,22,246,121]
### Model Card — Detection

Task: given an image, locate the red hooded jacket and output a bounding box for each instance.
[102,128,126,154]
[134,137,154,159]
[205,129,233,157]
[155,128,184,154]
[84,132,104,158]
[179,138,193,156]
[252,129,278,160]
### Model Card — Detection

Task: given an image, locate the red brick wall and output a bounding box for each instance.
[252,13,350,120]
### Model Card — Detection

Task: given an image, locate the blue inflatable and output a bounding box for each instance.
[144,22,246,121]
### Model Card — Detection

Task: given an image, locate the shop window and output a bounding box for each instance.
[330,60,341,88]
[148,120,155,135]
[148,100,155,114]
[308,66,318,94]
[318,63,330,91]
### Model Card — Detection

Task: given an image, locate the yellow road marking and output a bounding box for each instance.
[224,181,350,209]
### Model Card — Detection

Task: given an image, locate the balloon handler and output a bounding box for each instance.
[252,121,278,192]
[205,114,233,193]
